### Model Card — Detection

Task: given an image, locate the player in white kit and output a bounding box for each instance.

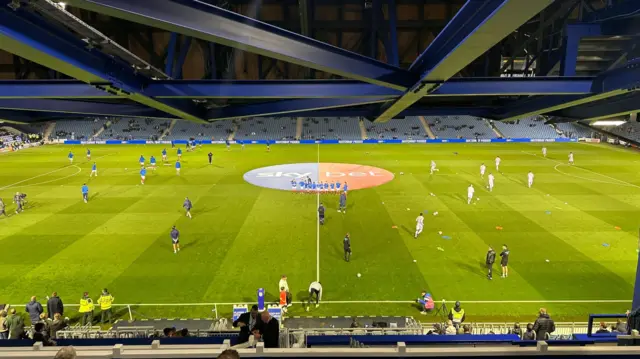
[467,184,475,204]
[527,171,534,188]
[542,147,547,157]
[495,156,501,171]
[568,152,574,165]
[430,160,438,174]
[488,173,495,192]
[480,163,486,178]
[415,213,424,238]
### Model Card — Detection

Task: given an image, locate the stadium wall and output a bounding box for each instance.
[62,138,579,145]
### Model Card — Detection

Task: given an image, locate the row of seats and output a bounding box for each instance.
[49,117,597,141]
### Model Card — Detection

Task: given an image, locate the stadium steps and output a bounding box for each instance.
[358,119,368,140]
[43,121,56,140]
[419,116,436,139]
[296,117,303,140]
[160,119,178,140]
[228,122,238,141]
[549,123,563,136]
[485,119,504,138]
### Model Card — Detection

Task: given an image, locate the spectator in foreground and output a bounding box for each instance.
[0,310,8,339]
[350,317,360,328]
[462,324,472,334]
[522,323,536,340]
[255,311,279,348]
[54,346,76,359]
[33,322,56,346]
[26,296,44,325]
[595,322,610,334]
[445,320,456,335]
[615,318,627,333]
[533,308,555,340]
[50,313,68,339]
[511,323,522,337]
[47,292,64,317]
[6,308,25,339]
[217,349,240,359]
[233,305,261,344]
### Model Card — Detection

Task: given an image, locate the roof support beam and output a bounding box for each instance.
[374,0,554,122]
[66,0,415,90]
[549,92,640,121]
[560,24,601,76]
[0,78,595,99]
[206,97,391,121]
[0,99,175,119]
[0,5,206,123]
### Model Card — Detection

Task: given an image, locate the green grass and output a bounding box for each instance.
[0,142,638,323]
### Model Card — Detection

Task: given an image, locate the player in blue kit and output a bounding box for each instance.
[343,182,349,193]
[68,151,74,164]
[139,155,145,167]
[140,167,147,185]
[149,156,157,171]
[298,179,305,194]
[175,161,181,175]
[291,179,297,191]
[86,148,91,160]
[266,141,271,152]
[311,182,317,192]
[162,148,168,162]
[225,139,230,151]
[177,148,182,160]
[336,181,342,194]
[330,182,335,193]
[183,197,192,219]
[81,183,89,203]
[90,162,97,177]
[323,182,329,192]
[170,226,180,254]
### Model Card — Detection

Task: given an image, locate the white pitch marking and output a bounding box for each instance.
[0,165,82,191]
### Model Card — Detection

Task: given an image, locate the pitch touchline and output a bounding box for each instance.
[12,299,629,307]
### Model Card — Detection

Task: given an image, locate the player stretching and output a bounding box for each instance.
[139,155,145,167]
[81,183,89,203]
[68,151,74,164]
[170,226,180,254]
[175,161,181,175]
[487,172,495,192]
[162,148,168,162]
[86,149,91,161]
[542,146,547,157]
[90,162,98,177]
[495,156,501,171]
[430,160,438,174]
[149,156,157,171]
[338,191,347,213]
[415,212,424,239]
[140,167,147,185]
[527,171,534,188]
[480,163,486,178]
[500,245,510,278]
[568,152,574,165]
[467,184,475,204]
[183,197,192,219]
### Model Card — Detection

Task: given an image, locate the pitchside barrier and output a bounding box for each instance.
[61,138,580,145]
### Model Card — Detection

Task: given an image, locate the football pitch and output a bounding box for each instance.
[0,142,638,323]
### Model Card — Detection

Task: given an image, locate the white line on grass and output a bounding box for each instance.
[522,151,640,190]
[16,299,629,307]
[316,143,320,282]
[0,165,82,191]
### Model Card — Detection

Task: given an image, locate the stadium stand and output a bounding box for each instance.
[235,117,297,141]
[493,116,557,139]
[53,119,108,140]
[364,116,427,140]
[426,116,496,139]
[300,117,362,140]
[603,122,640,142]
[98,118,170,141]
[555,122,593,139]
[165,120,234,141]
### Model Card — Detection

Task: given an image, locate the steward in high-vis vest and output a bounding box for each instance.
[79,292,94,326]
[448,301,466,328]
[98,289,115,324]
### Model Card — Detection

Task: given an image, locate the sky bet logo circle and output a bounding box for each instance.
[243,163,394,191]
